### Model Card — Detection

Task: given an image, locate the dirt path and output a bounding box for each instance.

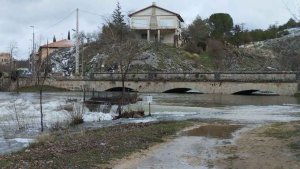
[113,122,300,169]
[114,123,242,169]
[215,123,300,169]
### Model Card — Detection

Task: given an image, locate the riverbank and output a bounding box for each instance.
[1,120,300,168]
[0,121,193,168]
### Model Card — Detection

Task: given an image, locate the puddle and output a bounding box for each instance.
[183,124,243,139]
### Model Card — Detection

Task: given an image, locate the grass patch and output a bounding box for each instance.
[184,51,213,69]
[18,85,69,92]
[289,141,300,150]
[0,121,193,168]
[263,122,299,139]
[262,122,300,161]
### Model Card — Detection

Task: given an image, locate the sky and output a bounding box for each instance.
[0,0,298,60]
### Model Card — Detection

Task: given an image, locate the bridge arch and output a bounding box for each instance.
[233,89,279,96]
[233,90,259,95]
[163,88,203,94]
[105,87,137,92]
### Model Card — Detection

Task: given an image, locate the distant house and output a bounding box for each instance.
[0,53,12,65]
[34,39,73,72]
[38,39,73,62]
[129,2,184,47]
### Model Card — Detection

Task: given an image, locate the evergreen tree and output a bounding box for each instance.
[183,16,210,53]
[112,2,125,27]
[68,31,71,40]
[53,35,56,42]
[230,24,242,47]
[100,2,131,42]
[112,2,126,41]
[209,13,233,39]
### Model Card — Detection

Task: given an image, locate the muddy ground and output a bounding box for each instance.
[216,122,300,169]
[114,122,300,169]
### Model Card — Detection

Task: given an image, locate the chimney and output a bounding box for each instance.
[152,2,156,6]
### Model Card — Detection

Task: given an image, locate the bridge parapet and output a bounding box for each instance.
[88,72,298,82]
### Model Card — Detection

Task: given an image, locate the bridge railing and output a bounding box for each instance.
[87,72,298,82]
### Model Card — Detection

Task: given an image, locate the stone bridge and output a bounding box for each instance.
[9,72,300,95]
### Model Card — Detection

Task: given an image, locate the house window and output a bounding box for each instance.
[132,19,149,28]
[141,33,147,39]
[159,19,174,28]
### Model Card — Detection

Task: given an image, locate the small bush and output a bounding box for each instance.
[68,103,84,126]
[50,121,68,131]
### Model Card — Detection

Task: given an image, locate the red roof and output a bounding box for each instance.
[129,4,184,22]
[40,39,73,48]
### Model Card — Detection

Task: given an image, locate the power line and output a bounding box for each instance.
[34,9,77,46]
[43,9,76,32]
[80,9,108,18]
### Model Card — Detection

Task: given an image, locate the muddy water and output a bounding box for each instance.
[183,125,243,139]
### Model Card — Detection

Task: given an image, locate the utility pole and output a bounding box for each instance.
[82,47,84,78]
[30,26,35,74]
[75,8,80,75]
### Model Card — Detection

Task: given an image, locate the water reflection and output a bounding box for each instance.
[148,93,300,107]
[183,125,243,139]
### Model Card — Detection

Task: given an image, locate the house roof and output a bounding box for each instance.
[0,53,11,57]
[129,4,184,22]
[40,39,73,48]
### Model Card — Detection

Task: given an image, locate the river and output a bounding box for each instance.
[0,92,300,155]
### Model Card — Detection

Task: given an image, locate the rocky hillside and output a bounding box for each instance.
[49,31,300,74]
[239,34,300,71]
[50,43,205,74]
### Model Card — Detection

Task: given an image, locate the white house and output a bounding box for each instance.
[129,2,184,47]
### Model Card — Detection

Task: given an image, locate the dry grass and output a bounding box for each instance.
[67,103,84,126]
[0,121,193,168]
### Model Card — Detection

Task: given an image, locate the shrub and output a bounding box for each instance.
[67,102,84,126]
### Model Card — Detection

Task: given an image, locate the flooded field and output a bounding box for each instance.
[0,92,300,158]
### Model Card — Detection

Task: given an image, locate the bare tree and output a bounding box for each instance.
[9,41,18,71]
[103,39,149,116]
[97,3,149,116]
[8,42,18,92]
[37,40,51,132]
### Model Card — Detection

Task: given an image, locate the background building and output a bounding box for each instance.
[34,39,73,72]
[0,53,12,65]
[129,2,184,47]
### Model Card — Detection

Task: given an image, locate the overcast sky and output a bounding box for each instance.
[0,0,298,60]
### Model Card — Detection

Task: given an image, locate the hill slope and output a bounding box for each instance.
[49,33,300,74]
